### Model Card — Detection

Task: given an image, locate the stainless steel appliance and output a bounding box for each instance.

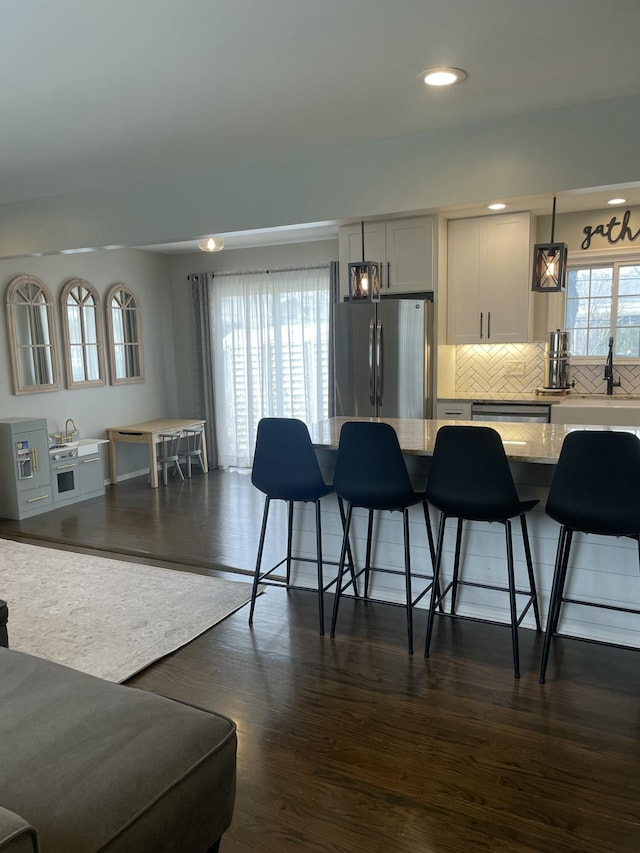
[543,329,572,390]
[333,296,433,418]
[471,402,551,423]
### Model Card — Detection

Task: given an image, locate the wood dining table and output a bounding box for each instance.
[106,418,208,488]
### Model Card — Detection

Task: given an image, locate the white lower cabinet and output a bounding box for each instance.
[435,400,472,420]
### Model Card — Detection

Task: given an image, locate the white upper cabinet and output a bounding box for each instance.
[338,216,434,298]
[385,218,434,294]
[446,212,533,344]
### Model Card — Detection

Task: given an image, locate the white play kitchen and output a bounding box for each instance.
[0,417,107,519]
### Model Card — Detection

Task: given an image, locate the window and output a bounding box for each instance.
[565,259,640,358]
[210,267,331,468]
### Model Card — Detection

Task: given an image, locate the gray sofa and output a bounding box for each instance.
[0,647,236,852]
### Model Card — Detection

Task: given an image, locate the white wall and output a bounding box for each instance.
[0,249,176,478]
[1,94,640,257]
[536,204,640,252]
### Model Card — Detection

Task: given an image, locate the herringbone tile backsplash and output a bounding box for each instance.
[455,344,640,395]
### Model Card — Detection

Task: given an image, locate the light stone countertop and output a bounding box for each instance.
[441,391,640,404]
[309,417,640,464]
[440,392,559,403]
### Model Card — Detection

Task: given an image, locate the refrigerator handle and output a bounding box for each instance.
[368,319,375,406]
[376,321,382,404]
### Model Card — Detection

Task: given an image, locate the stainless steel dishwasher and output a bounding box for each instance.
[471,402,551,423]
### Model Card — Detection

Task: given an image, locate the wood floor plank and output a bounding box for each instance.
[1,470,639,852]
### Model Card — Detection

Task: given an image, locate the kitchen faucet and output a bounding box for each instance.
[64,418,78,441]
[604,337,621,395]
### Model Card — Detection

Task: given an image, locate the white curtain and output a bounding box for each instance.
[210,266,331,468]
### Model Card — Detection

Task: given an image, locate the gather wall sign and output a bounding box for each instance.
[581,209,640,250]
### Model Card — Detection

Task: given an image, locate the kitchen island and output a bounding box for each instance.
[308,415,640,462]
[295,417,640,652]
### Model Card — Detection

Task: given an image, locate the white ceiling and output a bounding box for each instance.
[4,1,640,252]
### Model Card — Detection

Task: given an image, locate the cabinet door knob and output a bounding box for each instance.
[487,311,491,340]
[479,312,483,339]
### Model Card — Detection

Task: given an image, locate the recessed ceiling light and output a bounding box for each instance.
[421,67,468,87]
[197,236,225,252]
[488,203,508,211]
[608,198,626,205]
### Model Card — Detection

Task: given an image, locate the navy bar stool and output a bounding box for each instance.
[424,425,541,678]
[540,430,640,683]
[249,417,355,636]
[330,421,436,654]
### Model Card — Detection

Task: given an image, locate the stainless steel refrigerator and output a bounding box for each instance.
[333,296,433,419]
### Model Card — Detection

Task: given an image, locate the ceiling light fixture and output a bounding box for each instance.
[608,198,626,205]
[421,67,468,87]
[488,202,508,211]
[197,236,225,253]
[348,222,381,301]
[531,196,568,292]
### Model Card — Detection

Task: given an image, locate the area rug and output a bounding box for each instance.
[0,538,255,682]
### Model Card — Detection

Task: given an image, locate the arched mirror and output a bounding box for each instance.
[5,274,61,394]
[60,278,105,388]
[105,283,144,384]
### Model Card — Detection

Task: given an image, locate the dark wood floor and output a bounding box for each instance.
[2,471,640,852]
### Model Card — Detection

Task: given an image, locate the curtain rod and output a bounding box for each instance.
[188,263,330,280]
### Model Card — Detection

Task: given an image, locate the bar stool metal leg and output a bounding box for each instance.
[403,508,414,654]
[315,500,325,636]
[520,515,542,631]
[504,520,520,678]
[364,509,374,598]
[422,502,436,565]
[249,496,271,625]
[422,502,443,612]
[425,514,448,658]
[337,497,358,595]
[330,504,354,638]
[450,518,464,615]
[539,527,573,683]
[286,501,294,585]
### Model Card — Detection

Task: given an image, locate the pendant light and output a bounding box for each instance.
[347,222,381,300]
[531,197,568,292]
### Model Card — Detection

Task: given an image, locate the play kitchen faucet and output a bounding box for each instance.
[64,418,78,441]
[604,337,621,395]
[49,418,79,447]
